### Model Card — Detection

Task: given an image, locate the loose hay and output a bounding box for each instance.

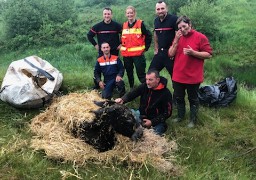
[30,91,179,174]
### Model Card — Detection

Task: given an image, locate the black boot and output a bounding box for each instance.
[173,103,186,122]
[188,104,198,128]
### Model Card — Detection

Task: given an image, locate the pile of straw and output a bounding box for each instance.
[30,91,179,174]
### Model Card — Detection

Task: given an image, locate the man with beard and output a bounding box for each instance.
[115,69,172,135]
[87,7,122,57]
[94,42,125,99]
[149,1,178,86]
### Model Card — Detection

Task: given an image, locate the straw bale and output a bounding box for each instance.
[30,91,179,174]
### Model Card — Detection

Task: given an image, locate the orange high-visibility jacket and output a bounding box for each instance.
[120,20,145,57]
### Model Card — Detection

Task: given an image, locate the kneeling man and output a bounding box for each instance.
[115,69,172,135]
[93,42,125,99]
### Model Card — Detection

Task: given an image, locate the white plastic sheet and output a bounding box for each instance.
[0,55,63,108]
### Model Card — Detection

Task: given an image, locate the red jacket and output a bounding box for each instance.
[120,20,145,57]
[172,30,212,84]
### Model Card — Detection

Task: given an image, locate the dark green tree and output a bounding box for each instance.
[4,0,42,38]
[85,0,117,6]
[41,0,76,23]
[3,0,76,38]
[167,0,218,15]
[2,0,77,49]
[167,0,189,15]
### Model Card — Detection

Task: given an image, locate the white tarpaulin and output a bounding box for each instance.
[0,55,63,108]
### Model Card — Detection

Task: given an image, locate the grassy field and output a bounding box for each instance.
[0,0,256,179]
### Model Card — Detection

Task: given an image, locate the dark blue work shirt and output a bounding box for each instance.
[154,14,178,50]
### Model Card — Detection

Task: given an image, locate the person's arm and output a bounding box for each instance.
[141,22,152,51]
[94,62,105,89]
[93,62,102,84]
[183,33,213,59]
[115,83,145,104]
[168,29,182,57]
[116,22,122,50]
[153,31,158,55]
[87,25,98,50]
[150,90,172,126]
[116,58,124,82]
[117,58,124,78]
[183,45,212,59]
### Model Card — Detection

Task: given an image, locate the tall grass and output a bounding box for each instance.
[205,0,256,88]
[0,0,255,179]
[216,0,256,51]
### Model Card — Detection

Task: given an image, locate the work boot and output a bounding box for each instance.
[172,103,185,123]
[188,105,198,128]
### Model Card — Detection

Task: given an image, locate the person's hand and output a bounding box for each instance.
[173,29,182,43]
[183,45,194,56]
[115,98,124,104]
[154,48,158,55]
[142,119,152,128]
[95,44,99,51]
[99,81,105,89]
[116,75,122,82]
[117,44,122,50]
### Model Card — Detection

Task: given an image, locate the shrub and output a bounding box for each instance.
[34,19,77,47]
[4,0,42,38]
[85,0,118,7]
[167,0,189,15]
[167,0,218,15]
[2,0,78,50]
[178,0,221,41]
[41,0,76,24]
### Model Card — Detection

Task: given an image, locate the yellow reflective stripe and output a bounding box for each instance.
[120,46,126,51]
[127,45,145,52]
[122,28,142,35]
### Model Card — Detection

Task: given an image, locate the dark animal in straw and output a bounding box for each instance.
[73,100,143,152]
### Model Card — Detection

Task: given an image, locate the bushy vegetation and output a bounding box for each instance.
[85,0,118,6]
[0,0,255,179]
[1,0,81,50]
[178,0,221,40]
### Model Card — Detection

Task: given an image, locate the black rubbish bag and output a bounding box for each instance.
[198,77,237,107]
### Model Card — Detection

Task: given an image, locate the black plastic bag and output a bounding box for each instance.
[198,77,237,107]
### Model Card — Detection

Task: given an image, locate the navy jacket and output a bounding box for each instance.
[94,55,124,83]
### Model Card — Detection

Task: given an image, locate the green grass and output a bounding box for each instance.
[0,0,256,179]
[169,102,256,179]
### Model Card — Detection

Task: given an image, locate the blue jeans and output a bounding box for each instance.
[131,109,167,136]
[153,123,167,136]
[94,78,125,99]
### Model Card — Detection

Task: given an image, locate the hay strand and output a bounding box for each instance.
[30,91,179,174]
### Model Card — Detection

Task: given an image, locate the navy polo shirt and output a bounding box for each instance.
[87,20,122,52]
[154,14,178,50]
